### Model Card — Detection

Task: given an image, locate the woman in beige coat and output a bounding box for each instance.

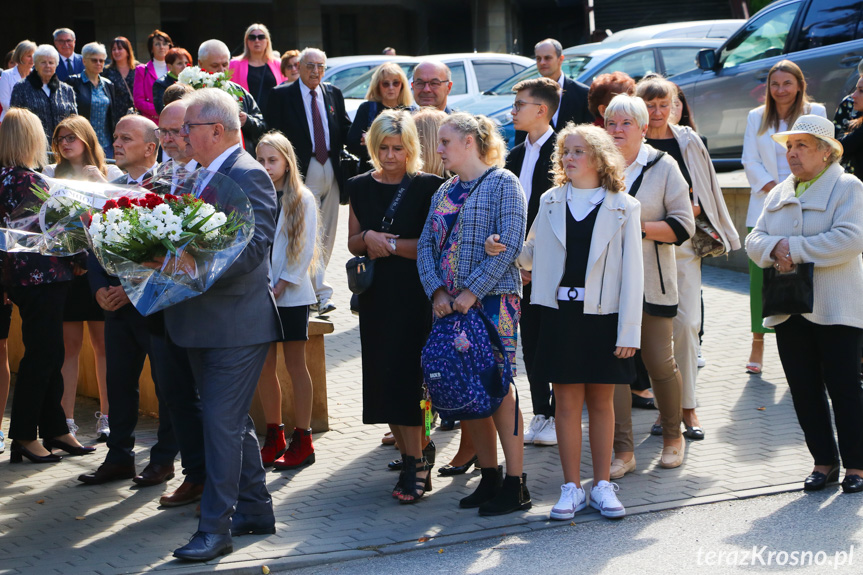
[604,94,695,477]
[746,115,863,494]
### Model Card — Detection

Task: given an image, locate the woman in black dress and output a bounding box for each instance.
[347,110,443,503]
[103,37,137,116]
[346,63,414,172]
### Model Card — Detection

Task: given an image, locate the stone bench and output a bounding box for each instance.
[7,311,334,433]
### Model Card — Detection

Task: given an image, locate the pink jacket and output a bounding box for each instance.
[133,61,159,122]
[228,58,284,92]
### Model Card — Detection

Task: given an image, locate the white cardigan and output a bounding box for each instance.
[0,66,26,122]
[741,103,826,227]
[745,162,863,329]
[517,184,644,348]
[271,188,318,308]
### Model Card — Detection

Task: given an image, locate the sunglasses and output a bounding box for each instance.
[380,80,401,88]
[248,34,267,42]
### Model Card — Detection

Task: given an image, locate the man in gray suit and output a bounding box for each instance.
[169,88,281,562]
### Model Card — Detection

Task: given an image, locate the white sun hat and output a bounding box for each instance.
[771,114,843,157]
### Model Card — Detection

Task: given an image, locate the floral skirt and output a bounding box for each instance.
[480,293,520,378]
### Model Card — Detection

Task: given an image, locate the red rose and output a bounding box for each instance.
[117,196,131,208]
[164,194,179,202]
[103,199,118,211]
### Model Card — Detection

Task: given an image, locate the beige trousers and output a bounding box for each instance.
[673,239,702,410]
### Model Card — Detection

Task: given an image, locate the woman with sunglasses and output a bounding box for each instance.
[347,62,414,172]
[229,24,285,115]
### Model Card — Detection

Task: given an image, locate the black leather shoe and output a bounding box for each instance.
[388,440,436,471]
[841,474,863,493]
[683,426,705,440]
[10,441,62,464]
[43,437,96,456]
[631,393,656,410]
[803,465,840,491]
[133,462,175,487]
[438,455,478,476]
[173,531,233,561]
[77,462,136,485]
[230,512,276,536]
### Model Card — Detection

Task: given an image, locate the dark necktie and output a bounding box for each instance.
[310,90,328,165]
[66,58,73,75]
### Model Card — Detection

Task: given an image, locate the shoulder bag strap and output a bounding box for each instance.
[379,173,413,233]
[628,150,666,197]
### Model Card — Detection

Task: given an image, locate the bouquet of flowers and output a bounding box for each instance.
[177,66,245,105]
[87,168,255,315]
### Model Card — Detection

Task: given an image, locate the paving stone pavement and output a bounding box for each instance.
[0,205,813,574]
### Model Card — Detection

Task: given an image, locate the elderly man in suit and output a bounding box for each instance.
[170,88,281,562]
[515,38,591,145]
[505,77,561,447]
[53,28,84,83]
[265,48,350,315]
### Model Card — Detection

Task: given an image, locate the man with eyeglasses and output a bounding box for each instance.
[196,40,266,149]
[265,47,351,316]
[411,60,453,112]
[505,77,562,447]
[515,38,591,145]
[53,27,83,83]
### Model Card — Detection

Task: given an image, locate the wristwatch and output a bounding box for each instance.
[388,238,397,252]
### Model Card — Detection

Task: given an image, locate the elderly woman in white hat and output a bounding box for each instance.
[747,114,863,495]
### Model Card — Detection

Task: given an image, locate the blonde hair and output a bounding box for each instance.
[413,107,447,177]
[440,113,505,168]
[0,108,48,169]
[51,115,108,178]
[759,60,813,136]
[240,23,275,62]
[365,110,422,175]
[256,132,320,268]
[364,62,413,107]
[551,122,626,192]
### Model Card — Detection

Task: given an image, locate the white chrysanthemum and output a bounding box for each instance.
[200,211,227,233]
[152,204,172,218]
[105,208,123,224]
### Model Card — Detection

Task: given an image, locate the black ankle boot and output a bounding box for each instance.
[459,465,502,508]
[478,473,532,516]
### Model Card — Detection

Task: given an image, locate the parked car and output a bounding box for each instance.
[323,55,414,89]
[338,53,534,119]
[602,20,745,44]
[673,0,863,167]
[460,38,724,147]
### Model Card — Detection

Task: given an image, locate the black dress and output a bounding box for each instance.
[534,204,635,384]
[349,172,443,425]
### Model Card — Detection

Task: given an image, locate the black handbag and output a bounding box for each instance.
[762,262,814,317]
[345,174,413,295]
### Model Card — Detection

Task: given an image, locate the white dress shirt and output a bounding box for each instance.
[623,143,650,192]
[299,81,331,153]
[519,126,554,203]
[170,159,198,194]
[566,184,604,222]
[552,72,565,128]
[195,144,240,193]
[126,162,159,185]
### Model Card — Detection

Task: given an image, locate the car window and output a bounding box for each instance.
[342,63,416,99]
[660,48,703,77]
[449,62,468,95]
[592,50,657,82]
[327,66,371,89]
[720,2,801,68]
[794,0,862,50]
[472,61,519,91]
[561,56,592,79]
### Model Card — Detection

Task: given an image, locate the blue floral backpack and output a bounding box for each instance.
[421,307,512,421]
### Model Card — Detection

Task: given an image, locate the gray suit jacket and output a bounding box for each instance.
[164,147,281,348]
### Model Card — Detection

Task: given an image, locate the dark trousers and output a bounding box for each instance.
[521,284,554,417]
[104,306,178,465]
[7,282,69,441]
[188,343,272,534]
[775,316,863,469]
[150,331,206,484]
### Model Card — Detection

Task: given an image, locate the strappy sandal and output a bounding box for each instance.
[398,455,433,504]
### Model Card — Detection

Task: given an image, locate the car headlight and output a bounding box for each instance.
[490,109,513,127]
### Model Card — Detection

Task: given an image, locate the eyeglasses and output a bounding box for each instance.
[152,39,172,47]
[87,58,106,64]
[248,34,267,42]
[53,134,78,144]
[412,79,447,90]
[181,122,218,134]
[56,39,74,45]
[285,62,299,69]
[380,80,401,88]
[512,100,542,112]
[155,127,182,139]
[304,63,327,71]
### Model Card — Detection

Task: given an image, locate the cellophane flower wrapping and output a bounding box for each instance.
[0,173,143,256]
[88,167,255,316]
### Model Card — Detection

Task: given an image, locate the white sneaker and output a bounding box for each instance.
[66,418,79,438]
[523,414,547,444]
[95,412,110,442]
[0,430,5,454]
[533,416,558,446]
[317,300,336,316]
[550,482,587,520]
[697,348,706,368]
[590,480,625,519]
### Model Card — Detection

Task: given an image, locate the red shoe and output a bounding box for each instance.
[273,428,315,470]
[260,423,287,467]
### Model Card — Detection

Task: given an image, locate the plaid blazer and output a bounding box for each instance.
[418,167,526,300]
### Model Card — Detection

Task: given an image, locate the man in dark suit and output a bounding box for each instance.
[515,38,591,145]
[505,77,560,447]
[53,28,84,83]
[265,48,351,315]
[171,88,281,562]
